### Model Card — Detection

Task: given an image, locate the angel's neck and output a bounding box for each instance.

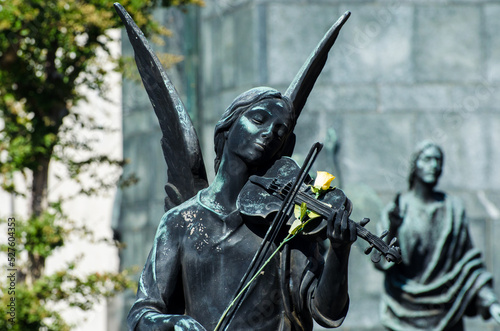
[205,158,250,214]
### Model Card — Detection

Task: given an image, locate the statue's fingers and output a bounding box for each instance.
[333,209,341,238]
[327,211,335,239]
[490,303,500,324]
[349,219,357,243]
[341,207,348,236]
[492,312,500,325]
[493,310,500,324]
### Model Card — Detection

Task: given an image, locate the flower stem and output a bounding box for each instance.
[213,233,296,331]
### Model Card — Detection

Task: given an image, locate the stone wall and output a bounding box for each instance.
[117,0,500,330]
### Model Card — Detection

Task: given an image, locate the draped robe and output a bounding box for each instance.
[127,190,348,330]
[378,193,496,331]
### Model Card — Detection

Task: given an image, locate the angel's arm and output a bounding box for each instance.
[127,213,206,331]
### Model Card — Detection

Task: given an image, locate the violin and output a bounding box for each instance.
[237,156,402,264]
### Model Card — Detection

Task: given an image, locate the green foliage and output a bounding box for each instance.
[0,0,203,329]
[1,211,138,330]
[1,204,67,263]
[0,0,200,193]
[0,266,137,331]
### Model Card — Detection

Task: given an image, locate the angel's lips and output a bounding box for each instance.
[254,142,266,151]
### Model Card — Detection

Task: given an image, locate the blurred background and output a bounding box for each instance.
[1,0,499,330]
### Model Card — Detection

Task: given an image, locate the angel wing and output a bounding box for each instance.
[285,11,350,120]
[281,11,350,157]
[114,3,208,211]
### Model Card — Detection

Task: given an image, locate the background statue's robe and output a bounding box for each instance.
[127,190,347,331]
[378,193,496,331]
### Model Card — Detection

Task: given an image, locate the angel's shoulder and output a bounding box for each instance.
[157,195,205,231]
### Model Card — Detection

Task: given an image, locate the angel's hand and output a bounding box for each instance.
[490,302,500,324]
[327,207,356,249]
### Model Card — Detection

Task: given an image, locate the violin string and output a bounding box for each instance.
[279,184,393,257]
[220,143,322,330]
[263,144,323,250]
[274,177,399,262]
[277,184,332,217]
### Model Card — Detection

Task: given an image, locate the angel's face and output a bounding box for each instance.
[225,98,293,167]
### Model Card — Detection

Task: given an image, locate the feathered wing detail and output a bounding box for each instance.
[114,3,208,211]
[285,11,351,120]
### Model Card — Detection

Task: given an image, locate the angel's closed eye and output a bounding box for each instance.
[251,113,265,124]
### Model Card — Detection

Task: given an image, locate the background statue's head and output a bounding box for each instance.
[213,87,295,173]
[408,140,444,189]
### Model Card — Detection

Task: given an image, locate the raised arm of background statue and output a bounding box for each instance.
[387,193,403,241]
[127,213,206,331]
[476,285,500,325]
[490,302,500,324]
[311,208,356,326]
[374,195,403,272]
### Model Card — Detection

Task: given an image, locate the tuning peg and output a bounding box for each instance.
[389,237,397,247]
[364,245,373,255]
[379,229,388,239]
[371,251,381,263]
[360,218,370,227]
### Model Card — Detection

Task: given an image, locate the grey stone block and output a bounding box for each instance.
[122,133,159,205]
[120,205,149,232]
[234,5,257,85]
[449,84,500,113]
[122,79,151,114]
[306,84,379,113]
[485,4,500,82]
[413,112,498,191]
[201,17,215,95]
[122,110,156,138]
[292,110,326,165]
[149,199,167,230]
[201,0,252,18]
[489,114,500,189]
[208,17,223,94]
[414,5,482,83]
[340,113,414,191]
[333,3,413,84]
[266,3,338,86]
[380,84,452,112]
[468,216,488,255]
[221,16,236,89]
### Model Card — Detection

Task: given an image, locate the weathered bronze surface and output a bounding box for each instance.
[115,3,361,330]
[376,141,500,330]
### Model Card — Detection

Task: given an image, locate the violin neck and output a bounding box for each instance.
[295,191,334,217]
[295,191,390,255]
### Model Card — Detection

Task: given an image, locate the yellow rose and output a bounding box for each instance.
[313,171,335,191]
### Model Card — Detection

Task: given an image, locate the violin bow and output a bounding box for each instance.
[218,143,323,330]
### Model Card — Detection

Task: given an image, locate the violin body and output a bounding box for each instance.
[238,157,351,239]
[237,156,402,263]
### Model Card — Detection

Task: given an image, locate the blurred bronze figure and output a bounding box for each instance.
[376,141,500,330]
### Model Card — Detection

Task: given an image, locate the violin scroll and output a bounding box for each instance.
[358,218,401,263]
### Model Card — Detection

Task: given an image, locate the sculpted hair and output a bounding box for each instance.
[408,140,444,189]
[213,87,294,174]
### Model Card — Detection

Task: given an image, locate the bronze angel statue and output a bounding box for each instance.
[114,3,399,330]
